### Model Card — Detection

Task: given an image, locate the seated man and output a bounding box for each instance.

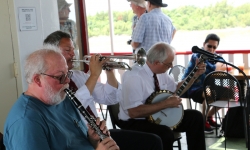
[118,42,206,150]
[4,48,118,150]
[182,33,227,133]
[43,30,163,150]
[44,30,120,120]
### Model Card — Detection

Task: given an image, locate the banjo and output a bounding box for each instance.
[145,54,206,128]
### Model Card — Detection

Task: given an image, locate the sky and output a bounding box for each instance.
[83,0,250,15]
[65,0,250,19]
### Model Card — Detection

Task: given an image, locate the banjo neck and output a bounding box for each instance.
[175,54,205,96]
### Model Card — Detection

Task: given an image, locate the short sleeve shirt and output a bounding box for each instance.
[132,8,176,52]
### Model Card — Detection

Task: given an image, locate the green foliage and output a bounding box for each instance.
[87,0,250,37]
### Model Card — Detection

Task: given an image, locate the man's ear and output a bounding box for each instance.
[153,60,160,66]
[148,1,151,7]
[33,74,42,87]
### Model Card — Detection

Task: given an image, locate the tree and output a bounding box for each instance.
[86,0,250,37]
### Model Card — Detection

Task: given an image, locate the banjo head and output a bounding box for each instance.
[147,91,184,128]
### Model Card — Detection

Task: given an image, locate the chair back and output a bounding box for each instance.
[107,103,121,129]
[0,132,5,150]
[203,71,244,106]
[169,65,186,82]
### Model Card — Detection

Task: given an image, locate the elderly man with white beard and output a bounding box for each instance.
[3,48,119,150]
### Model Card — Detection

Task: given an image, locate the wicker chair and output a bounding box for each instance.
[203,71,247,148]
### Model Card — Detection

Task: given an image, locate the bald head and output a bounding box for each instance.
[147,42,175,64]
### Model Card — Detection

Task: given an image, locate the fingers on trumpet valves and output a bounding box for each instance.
[94,53,104,61]
[95,53,99,58]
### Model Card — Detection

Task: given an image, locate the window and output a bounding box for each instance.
[57,0,80,69]
[85,0,132,54]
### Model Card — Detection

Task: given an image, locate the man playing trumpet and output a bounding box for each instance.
[43,30,164,150]
[44,30,120,119]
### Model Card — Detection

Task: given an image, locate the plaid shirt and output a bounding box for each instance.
[132,8,175,52]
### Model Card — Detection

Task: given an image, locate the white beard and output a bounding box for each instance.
[44,81,69,105]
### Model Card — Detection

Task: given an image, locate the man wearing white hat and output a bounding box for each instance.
[128,0,147,30]
[131,0,176,52]
[127,0,147,53]
[57,0,78,49]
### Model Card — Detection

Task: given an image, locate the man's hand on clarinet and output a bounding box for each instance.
[88,118,119,150]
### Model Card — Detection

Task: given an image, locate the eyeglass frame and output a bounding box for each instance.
[40,71,73,84]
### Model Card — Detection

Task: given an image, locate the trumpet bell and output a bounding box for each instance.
[136,48,147,66]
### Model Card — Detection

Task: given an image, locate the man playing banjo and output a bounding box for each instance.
[118,42,206,150]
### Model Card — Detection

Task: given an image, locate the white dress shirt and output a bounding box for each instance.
[71,70,121,123]
[118,63,177,121]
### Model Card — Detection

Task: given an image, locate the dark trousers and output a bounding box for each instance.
[110,129,163,150]
[119,109,206,150]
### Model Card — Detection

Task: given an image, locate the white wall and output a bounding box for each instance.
[14,0,60,91]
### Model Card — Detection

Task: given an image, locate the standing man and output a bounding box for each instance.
[57,0,78,49]
[4,48,119,150]
[128,0,147,30]
[43,30,164,150]
[182,33,226,133]
[131,0,176,52]
[118,42,206,150]
[127,0,147,53]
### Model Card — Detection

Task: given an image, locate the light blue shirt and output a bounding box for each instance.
[4,94,94,150]
[132,8,176,52]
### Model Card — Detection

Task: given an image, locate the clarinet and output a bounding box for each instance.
[64,88,109,140]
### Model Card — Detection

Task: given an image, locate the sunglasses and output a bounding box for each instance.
[40,71,73,84]
[207,45,217,49]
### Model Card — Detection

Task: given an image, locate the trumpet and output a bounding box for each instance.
[72,48,146,71]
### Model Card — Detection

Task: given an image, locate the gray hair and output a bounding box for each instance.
[131,1,147,8]
[24,46,62,83]
[147,42,175,63]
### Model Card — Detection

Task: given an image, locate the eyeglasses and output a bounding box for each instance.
[40,71,73,84]
[207,45,217,49]
[162,62,173,68]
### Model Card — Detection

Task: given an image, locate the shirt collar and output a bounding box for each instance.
[150,8,162,13]
[143,63,154,77]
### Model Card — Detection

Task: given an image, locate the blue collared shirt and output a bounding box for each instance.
[182,53,224,95]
